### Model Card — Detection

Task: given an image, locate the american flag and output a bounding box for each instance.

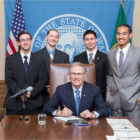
[6,0,25,56]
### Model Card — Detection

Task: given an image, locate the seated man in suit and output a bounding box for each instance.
[74,30,108,101]
[4,31,47,115]
[43,62,108,119]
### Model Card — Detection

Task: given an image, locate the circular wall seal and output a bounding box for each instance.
[32,14,109,63]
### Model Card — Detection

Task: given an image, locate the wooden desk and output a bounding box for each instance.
[0,116,139,140]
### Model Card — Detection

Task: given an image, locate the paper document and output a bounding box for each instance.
[106,118,132,125]
[106,136,116,140]
[106,118,140,139]
[106,136,140,140]
[114,131,140,138]
[111,124,139,131]
[54,116,87,123]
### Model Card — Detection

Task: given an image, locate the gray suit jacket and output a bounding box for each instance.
[106,45,140,111]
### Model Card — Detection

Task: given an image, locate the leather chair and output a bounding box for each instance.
[50,64,96,98]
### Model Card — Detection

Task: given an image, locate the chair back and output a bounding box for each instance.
[50,64,96,98]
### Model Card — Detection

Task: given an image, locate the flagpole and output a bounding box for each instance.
[111,0,127,49]
[6,0,26,56]
[120,0,124,9]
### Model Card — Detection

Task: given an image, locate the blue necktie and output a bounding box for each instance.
[75,89,80,116]
[24,56,28,72]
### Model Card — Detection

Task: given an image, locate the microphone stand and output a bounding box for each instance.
[0,110,4,121]
[19,95,29,121]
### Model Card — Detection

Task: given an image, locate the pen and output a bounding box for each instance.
[63,105,73,115]
[63,104,66,108]
[73,123,88,126]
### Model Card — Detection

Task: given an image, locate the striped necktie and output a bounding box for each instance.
[89,53,93,64]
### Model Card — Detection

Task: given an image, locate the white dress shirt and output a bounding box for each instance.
[116,43,130,67]
[20,51,31,64]
[86,47,97,61]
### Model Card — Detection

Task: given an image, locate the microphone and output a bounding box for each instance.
[10,86,33,98]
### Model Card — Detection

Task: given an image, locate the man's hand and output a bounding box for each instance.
[26,91,31,98]
[56,106,73,117]
[21,91,31,101]
[80,110,96,119]
[136,98,140,104]
[45,85,50,93]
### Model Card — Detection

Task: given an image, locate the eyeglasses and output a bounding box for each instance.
[70,72,84,76]
[19,38,31,43]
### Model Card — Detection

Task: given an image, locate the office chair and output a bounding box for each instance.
[49,64,96,98]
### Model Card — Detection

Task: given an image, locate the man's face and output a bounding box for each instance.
[84,34,97,51]
[46,30,59,48]
[17,34,32,52]
[116,26,132,48]
[69,66,85,89]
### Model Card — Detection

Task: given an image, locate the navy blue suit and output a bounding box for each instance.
[43,82,108,118]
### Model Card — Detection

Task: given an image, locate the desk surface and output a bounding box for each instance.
[0,116,139,140]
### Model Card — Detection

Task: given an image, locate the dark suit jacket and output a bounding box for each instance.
[35,47,70,84]
[4,52,47,112]
[74,50,108,100]
[35,47,70,104]
[43,82,108,118]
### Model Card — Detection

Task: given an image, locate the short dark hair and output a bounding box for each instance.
[117,24,132,33]
[46,29,59,37]
[17,31,32,41]
[83,30,97,40]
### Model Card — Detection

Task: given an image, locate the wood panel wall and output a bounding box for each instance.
[0,80,6,114]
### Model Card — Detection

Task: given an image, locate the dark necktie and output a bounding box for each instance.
[119,51,124,73]
[89,53,93,64]
[24,56,28,72]
[75,89,80,116]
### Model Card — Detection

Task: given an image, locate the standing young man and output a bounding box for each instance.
[107,24,140,125]
[74,30,108,100]
[4,31,46,115]
[35,29,69,104]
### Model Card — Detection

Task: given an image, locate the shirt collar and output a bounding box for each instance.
[72,85,83,93]
[20,51,31,59]
[46,46,55,56]
[118,43,130,53]
[86,47,97,58]
[20,51,31,64]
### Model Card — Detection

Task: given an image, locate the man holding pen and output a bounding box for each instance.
[43,62,108,119]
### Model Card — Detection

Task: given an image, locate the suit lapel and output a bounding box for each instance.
[79,83,87,113]
[111,47,120,75]
[94,50,100,64]
[42,47,50,60]
[16,52,27,76]
[41,47,50,69]
[83,51,89,63]
[67,83,77,114]
[53,49,59,63]
[122,46,133,74]
[26,53,34,77]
